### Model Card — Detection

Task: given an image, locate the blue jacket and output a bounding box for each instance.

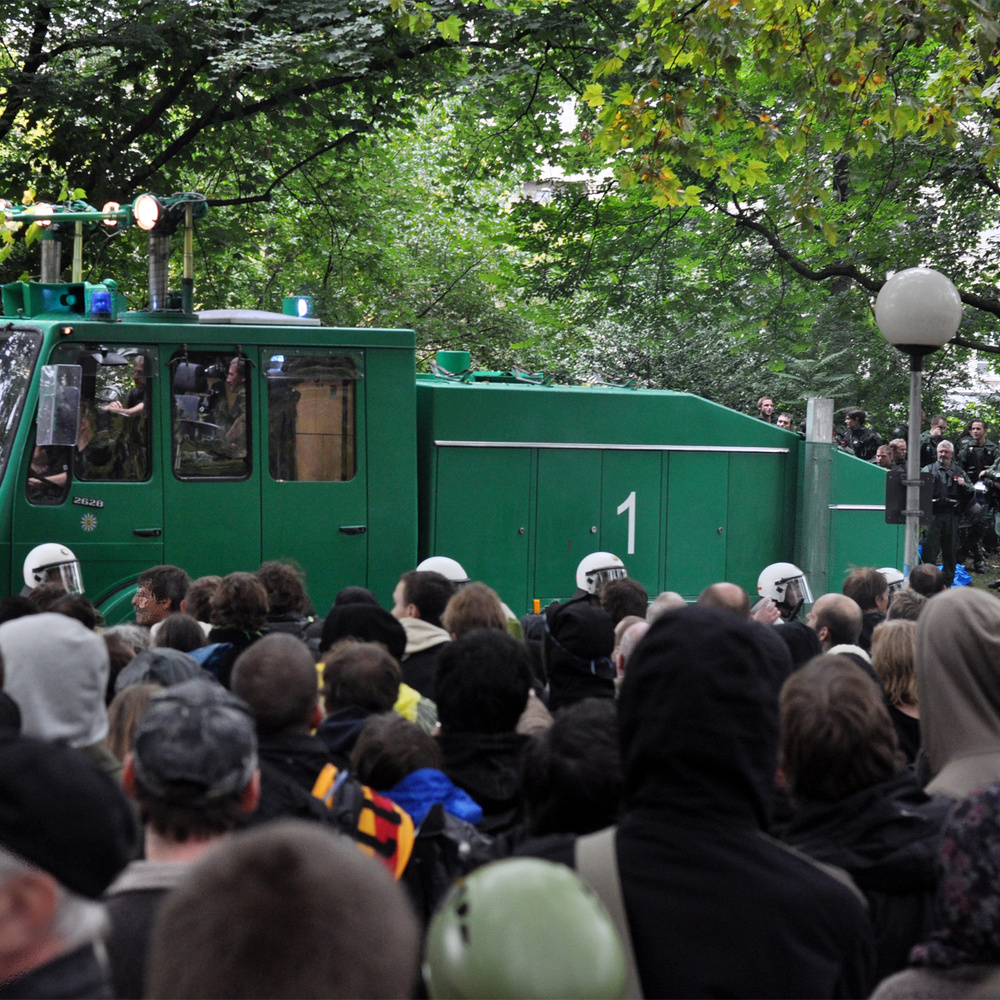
[387,767,483,826]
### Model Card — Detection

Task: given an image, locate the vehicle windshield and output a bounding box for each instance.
[0,328,42,486]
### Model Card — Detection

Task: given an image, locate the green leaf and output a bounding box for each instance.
[436,15,463,42]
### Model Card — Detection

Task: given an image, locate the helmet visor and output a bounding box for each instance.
[40,559,84,595]
[783,575,812,610]
[592,566,627,593]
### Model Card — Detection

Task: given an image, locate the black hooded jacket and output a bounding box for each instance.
[777,768,951,982]
[615,606,877,999]
[438,729,530,837]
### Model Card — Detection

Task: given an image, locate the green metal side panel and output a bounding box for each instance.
[726,453,789,594]
[599,450,663,596]
[665,452,728,598]
[414,379,794,449]
[364,346,417,607]
[826,451,904,589]
[535,449,603,602]
[433,447,532,613]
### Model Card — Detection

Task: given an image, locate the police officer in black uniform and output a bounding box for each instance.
[838,408,881,462]
[920,414,948,467]
[922,439,974,586]
[956,419,999,572]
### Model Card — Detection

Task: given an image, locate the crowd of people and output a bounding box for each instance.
[3,547,1000,998]
[758,399,1000,584]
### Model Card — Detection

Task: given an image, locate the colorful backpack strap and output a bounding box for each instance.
[312,764,415,880]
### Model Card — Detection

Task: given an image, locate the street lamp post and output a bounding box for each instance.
[875,268,963,578]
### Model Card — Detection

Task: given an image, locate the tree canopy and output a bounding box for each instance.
[4,0,1000,436]
[572,0,1000,334]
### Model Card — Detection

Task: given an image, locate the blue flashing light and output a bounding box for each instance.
[90,288,113,321]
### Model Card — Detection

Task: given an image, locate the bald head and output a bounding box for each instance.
[647,592,686,622]
[614,614,645,647]
[697,582,751,620]
[807,593,863,651]
[616,620,649,678]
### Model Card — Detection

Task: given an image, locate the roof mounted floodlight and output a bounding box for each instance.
[133,193,161,231]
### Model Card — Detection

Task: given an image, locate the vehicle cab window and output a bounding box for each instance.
[170,351,250,479]
[27,346,152,504]
[266,353,357,481]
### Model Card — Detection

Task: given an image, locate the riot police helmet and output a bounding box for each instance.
[576,552,627,595]
[416,556,470,586]
[757,562,812,621]
[878,567,906,593]
[23,542,84,595]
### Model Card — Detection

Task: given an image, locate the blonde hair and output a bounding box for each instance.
[871,619,917,706]
[441,582,507,638]
[105,682,163,762]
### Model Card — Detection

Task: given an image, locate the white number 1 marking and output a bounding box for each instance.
[617,491,636,555]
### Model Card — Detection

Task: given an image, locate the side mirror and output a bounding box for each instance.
[37,364,82,446]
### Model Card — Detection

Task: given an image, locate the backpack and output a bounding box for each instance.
[187,641,234,681]
[312,763,415,879]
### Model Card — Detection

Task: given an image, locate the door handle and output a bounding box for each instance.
[133,528,163,537]
[339,525,367,535]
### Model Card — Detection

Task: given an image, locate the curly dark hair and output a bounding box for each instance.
[255,561,308,617]
[210,572,268,632]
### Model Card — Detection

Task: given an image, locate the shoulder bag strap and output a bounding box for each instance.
[575,826,644,999]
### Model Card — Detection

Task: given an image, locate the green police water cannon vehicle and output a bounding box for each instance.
[0,194,903,622]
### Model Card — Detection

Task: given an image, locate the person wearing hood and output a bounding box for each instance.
[872,784,1000,999]
[0,645,20,733]
[916,587,1000,798]
[436,629,533,838]
[0,734,136,1000]
[542,600,616,710]
[777,655,950,982]
[526,605,876,997]
[622,607,877,997]
[0,612,120,781]
[390,570,453,700]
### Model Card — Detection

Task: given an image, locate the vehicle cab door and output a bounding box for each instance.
[13,345,163,607]
[161,348,261,579]
[260,348,367,611]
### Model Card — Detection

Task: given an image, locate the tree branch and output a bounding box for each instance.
[0,0,53,140]
[732,214,884,292]
[207,128,374,206]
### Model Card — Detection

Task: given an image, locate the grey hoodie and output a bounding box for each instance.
[916,588,1000,798]
[0,612,109,747]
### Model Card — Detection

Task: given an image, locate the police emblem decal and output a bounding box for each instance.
[81,513,98,532]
